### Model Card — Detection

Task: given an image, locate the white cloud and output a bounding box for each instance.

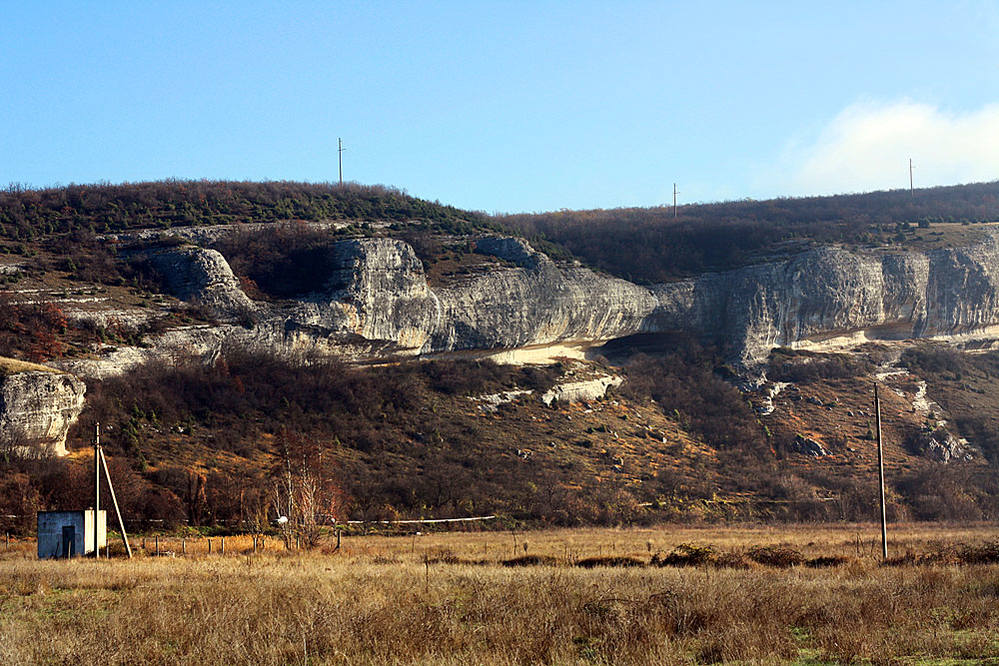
[767,101,999,196]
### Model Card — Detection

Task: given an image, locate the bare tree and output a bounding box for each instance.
[271,430,349,549]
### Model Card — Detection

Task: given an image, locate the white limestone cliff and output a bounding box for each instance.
[0,369,86,456]
[75,231,999,374]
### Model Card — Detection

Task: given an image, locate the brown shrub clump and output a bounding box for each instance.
[502,555,559,567]
[651,543,716,567]
[957,541,999,564]
[712,551,755,569]
[575,556,645,568]
[804,555,851,568]
[747,545,805,568]
[886,541,999,566]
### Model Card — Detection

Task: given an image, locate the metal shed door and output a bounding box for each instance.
[62,525,75,558]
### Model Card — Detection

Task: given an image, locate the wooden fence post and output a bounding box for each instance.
[155,535,159,556]
[182,538,187,555]
[221,536,225,555]
[208,538,212,555]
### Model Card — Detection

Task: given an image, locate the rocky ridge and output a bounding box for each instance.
[55,230,999,380]
[24,228,999,459]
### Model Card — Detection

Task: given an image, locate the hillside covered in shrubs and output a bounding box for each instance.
[499,181,999,281]
[5,179,999,286]
[6,340,999,534]
[4,179,999,534]
[0,180,487,241]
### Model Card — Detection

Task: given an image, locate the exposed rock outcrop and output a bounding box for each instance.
[287,238,438,352]
[145,246,255,317]
[757,382,792,416]
[107,230,999,375]
[792,434,829,457]
[469,369,622,411]
[247,237,658,360]
[541,375,623,407]
[650,234,999,368]
[907,425,973,463]
[0,370,86,456]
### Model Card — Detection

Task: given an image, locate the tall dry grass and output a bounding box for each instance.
[332,521,999,564]
[1,524,998,664]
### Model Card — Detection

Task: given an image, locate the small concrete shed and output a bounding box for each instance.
[37,510,106,559]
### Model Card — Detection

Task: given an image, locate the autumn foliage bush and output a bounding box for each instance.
[0,294,67,362]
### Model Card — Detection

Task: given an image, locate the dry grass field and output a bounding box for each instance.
[2,523,999,665]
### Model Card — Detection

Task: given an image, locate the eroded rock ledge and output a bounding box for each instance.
[0,368,86,457]
[64,231,999,379]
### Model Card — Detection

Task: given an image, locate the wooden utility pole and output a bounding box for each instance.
[874,384,889,560]
[909,158,914,196]
[338,138,345,185]
[99,448,132,558]
[673,183,678,218]
[94,423,101,559]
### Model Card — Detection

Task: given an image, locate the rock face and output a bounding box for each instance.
[145,246,255,316]
[908,426,973,463]
[650,233,999,368]
[0,371,86,456]
[541,375,624,407]
[251,237,658,359]
[791,434,829,457]
[285,238,438,352]
[129,231,999,372]
[427,239,657,352]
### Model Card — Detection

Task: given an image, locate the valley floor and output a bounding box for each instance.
[2,523,999,664]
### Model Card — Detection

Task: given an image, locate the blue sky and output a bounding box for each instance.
[2,1,997,213]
